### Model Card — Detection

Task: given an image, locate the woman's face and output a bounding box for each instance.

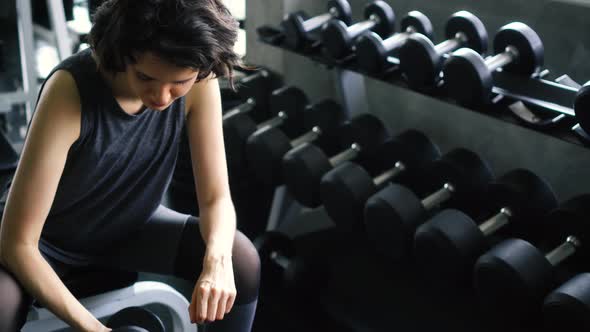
[126,52,198,110]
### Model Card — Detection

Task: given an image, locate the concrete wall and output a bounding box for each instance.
[246,0,590,201]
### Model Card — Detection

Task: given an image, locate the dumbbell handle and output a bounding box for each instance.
[257,111,289,131]
[479,208,513,236]
[303,8,339,32]
[546,236,582,266]
[240,70,269,85]
[435,32,468,55]
[270,251,290,270]
[329,143,362,166]
[422,183,455,211]
[485,46,519,72]
[383,26,417,52]
[222,98,256,120]
[347,15,381,38]
[291,126,323,147]
[373,161,406,187]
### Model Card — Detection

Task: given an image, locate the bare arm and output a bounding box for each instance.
[0,70,108,332]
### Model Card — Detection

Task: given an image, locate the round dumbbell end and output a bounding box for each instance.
[363,0,396,38]
[445,11,488,54]
[356,32,387,74]
[328,0,353,25]
[414,209,487,282]
[364,183,426,260]
[399,34,440,88]
[322,20,352,59]
[494,22,544,76]
[321,161,377,229]
[384,130,441,171]
[402,11,433,40]
[544,273,590,330]
[281,12,308,49]
[474,238,556,317]
[283,143,332,207]
[246,127,292,186]
[443,48,492,106]
[223,113,258,173]
[574,83,590,135]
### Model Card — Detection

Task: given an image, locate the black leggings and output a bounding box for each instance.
[0,205,260,331]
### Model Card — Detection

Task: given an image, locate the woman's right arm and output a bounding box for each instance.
[0,70,110,332]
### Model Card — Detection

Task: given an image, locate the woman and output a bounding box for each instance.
[0,0,260,331]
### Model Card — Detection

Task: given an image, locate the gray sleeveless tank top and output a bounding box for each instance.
[35,48,186,265]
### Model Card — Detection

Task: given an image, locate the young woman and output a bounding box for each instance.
[0,0,260,331]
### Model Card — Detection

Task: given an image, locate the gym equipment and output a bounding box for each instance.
[543,273,590,330]
[320,130,440,230]
[356,11,433,74]
[281,0,352,50]
[224,86,308,174]
[444,22,544,106]
[398,11,488,89]
[321,0,395,59]
[282,114,390,207]
[414,169,557,283]
[364,148,494,260]
[255,231,330,297]
[108,306,165,332]
[574,81,590,135]
[245,99,346,186]
[225,69,283,122]
[474,194,590,319]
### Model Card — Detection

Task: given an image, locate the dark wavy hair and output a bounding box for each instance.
[89,0,241,87]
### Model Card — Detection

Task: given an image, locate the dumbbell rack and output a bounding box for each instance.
[255,24,590,148]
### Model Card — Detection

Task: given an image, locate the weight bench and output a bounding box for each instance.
[22,268,197,332]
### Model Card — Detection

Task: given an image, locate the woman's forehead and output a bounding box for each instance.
[132,52,198,80]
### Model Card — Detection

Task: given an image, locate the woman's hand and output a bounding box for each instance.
[189,251,237,324]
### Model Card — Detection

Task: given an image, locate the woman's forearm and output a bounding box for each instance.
[1,245,104,332]
[198,197,236,257]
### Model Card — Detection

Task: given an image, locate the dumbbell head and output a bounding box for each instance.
[574,82,590,135]
[322,0,395,59]
[234,69,282,122]
[356,11,433,74]
[320,130,440,229]
[246,99,345,186]
[107,307,165,332]
[544,273,590,330]
[268,86,309,136]
[399,11,486,89]
[413,169,557,283]
[254,231,295,293]
[493,22,544,77]
[282,0,352,50]
[364,148,493,260]
[282,114,388,207]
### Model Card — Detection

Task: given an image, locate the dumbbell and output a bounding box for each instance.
[321,0,395,59]
[223,69,282,122]
[281,0,352,50]
[224,86,308,174]
[474,194,590,319]
[414,169,557,283]
[444,22,544,106]
[108,306,165,332]
[543,273,590,330]
[282,114,390,207]
[245,99,346,186]
[398,11,488,89]
[574,82,590,135]
[254,231,330,297]
[356,11,434,74]
[320,130,440,230]
[364,148,494,260]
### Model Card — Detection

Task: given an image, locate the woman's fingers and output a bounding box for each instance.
[207,284,222,321]
[225,288,236,314]
[189,289,197,323]
[196,281,211,324]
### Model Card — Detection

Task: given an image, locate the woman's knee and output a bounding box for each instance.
[231,231,260,304]
[0,265,33,331]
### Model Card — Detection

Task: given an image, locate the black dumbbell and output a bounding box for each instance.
[398,11,488,89]
[108,307,165,332]
[223,69,282,123]
[321,0,395,59]
[543,273,590,330]
[282,114,389,207]
[356,11,434,74]
[474,194,590,319]
[254,231,330,297]
[281,0,352,50]
[574,82,590,135]
[414,169,557,283]
[224,86,308,174]
[320,130,440,230]
[364,148,494,260]
[444,22,544,106]
[245,99,346,186]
